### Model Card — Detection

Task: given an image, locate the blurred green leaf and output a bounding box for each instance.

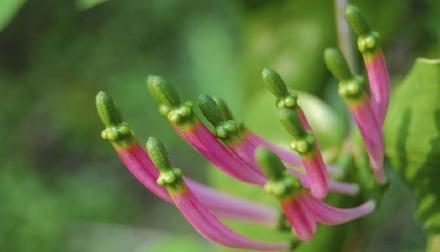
[76,0,107,10]
[0,0,26,31]
[385,58,440,234]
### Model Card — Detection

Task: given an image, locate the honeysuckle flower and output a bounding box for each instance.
[147,74,358,197]
[258,68,330,199]
[146,137,290,251]
[324,47,386,184]
[276,107,329,199]
[196,93,356,196]
[92,5,392,248]
[255,147,375,241]
[96,91,278,225]
[147,76,266,185]
[345,5,390,126]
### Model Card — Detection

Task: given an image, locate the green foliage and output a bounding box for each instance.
[76,0,108,10]
[0,0,26,32]
[385,58,440,234]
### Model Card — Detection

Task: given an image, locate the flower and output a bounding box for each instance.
[95,4,387,250]
[255,148,375,241]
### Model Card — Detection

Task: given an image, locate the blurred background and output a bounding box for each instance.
[0,0,439,251]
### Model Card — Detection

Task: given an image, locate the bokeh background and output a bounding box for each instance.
[0,0,439,251]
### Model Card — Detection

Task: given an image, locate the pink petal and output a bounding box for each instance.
[115,144,277,225]
[287,169,358,195]
[350,99,386,184]
[171,186,289,250]
[365,50,390,126]
[281,195,316,241]
[227,139,265,176]
[302,153,329,199]
[246,131,342,177]
[116,144,170,201]
[296,108,312,131]
[186,179,277,226]
[303,193,375,225]
[174,121,266,185]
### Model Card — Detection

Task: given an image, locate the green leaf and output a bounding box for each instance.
[76,0,108,10]
[384,58,440,234]
[0,0,26,32]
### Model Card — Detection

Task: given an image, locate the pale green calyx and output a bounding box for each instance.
[101,122,133,142]
[345,4,380,54]
[157,168,183,187]
[262,68,299,109]
[255,147,299,198]
[338,76,365,101]
[198,94,241,140]
[357,32,380,54]
[323,49,366,102]
[215,120,240,139]
[147,75,194,126]
[264,177,298,198]
[146,137,183,189]
[96,91,134,145]
[276,94,298,109]
[164,101,194,125]
[289,132,316,156]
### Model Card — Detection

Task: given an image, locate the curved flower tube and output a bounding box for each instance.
[147,76,266,185]
[256,148,375,241]
[198,94,356,197]
[277,108,329,199]
[302,193,376,225]
[324,48,386,184]
[147,137,289,251]
[96,91,277,225]
[262,68,330,199]
[345,5,390,125]
[245,131,342,177]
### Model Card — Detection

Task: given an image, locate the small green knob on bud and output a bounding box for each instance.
[96,91,123,128]
[198,94,226,127]
[324,48,353,82]
[289,132,316,156]
[338,76,365,101]
[277,109,307,139]
[262,68,290,98]
[146,137,183,188]
[255,147,286,180]
[96,91,134,145]
[147,75,181,108]
[345,4,370,36]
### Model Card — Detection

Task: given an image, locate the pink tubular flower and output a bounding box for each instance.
[96,91,277,225]
[197,94,357,197]
[147,76,266,185]
[281,192,375,240]
[146,137,289,251]
[93,5,389,249]
[364,50,390,125]
[349,98,386,183]
[261,68,330,199]
[345,4,390,126]
[277,108,329,199]
[324,47,386,184]
[256,147,375,241]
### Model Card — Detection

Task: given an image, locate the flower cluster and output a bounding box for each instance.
[96,4,389,251]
